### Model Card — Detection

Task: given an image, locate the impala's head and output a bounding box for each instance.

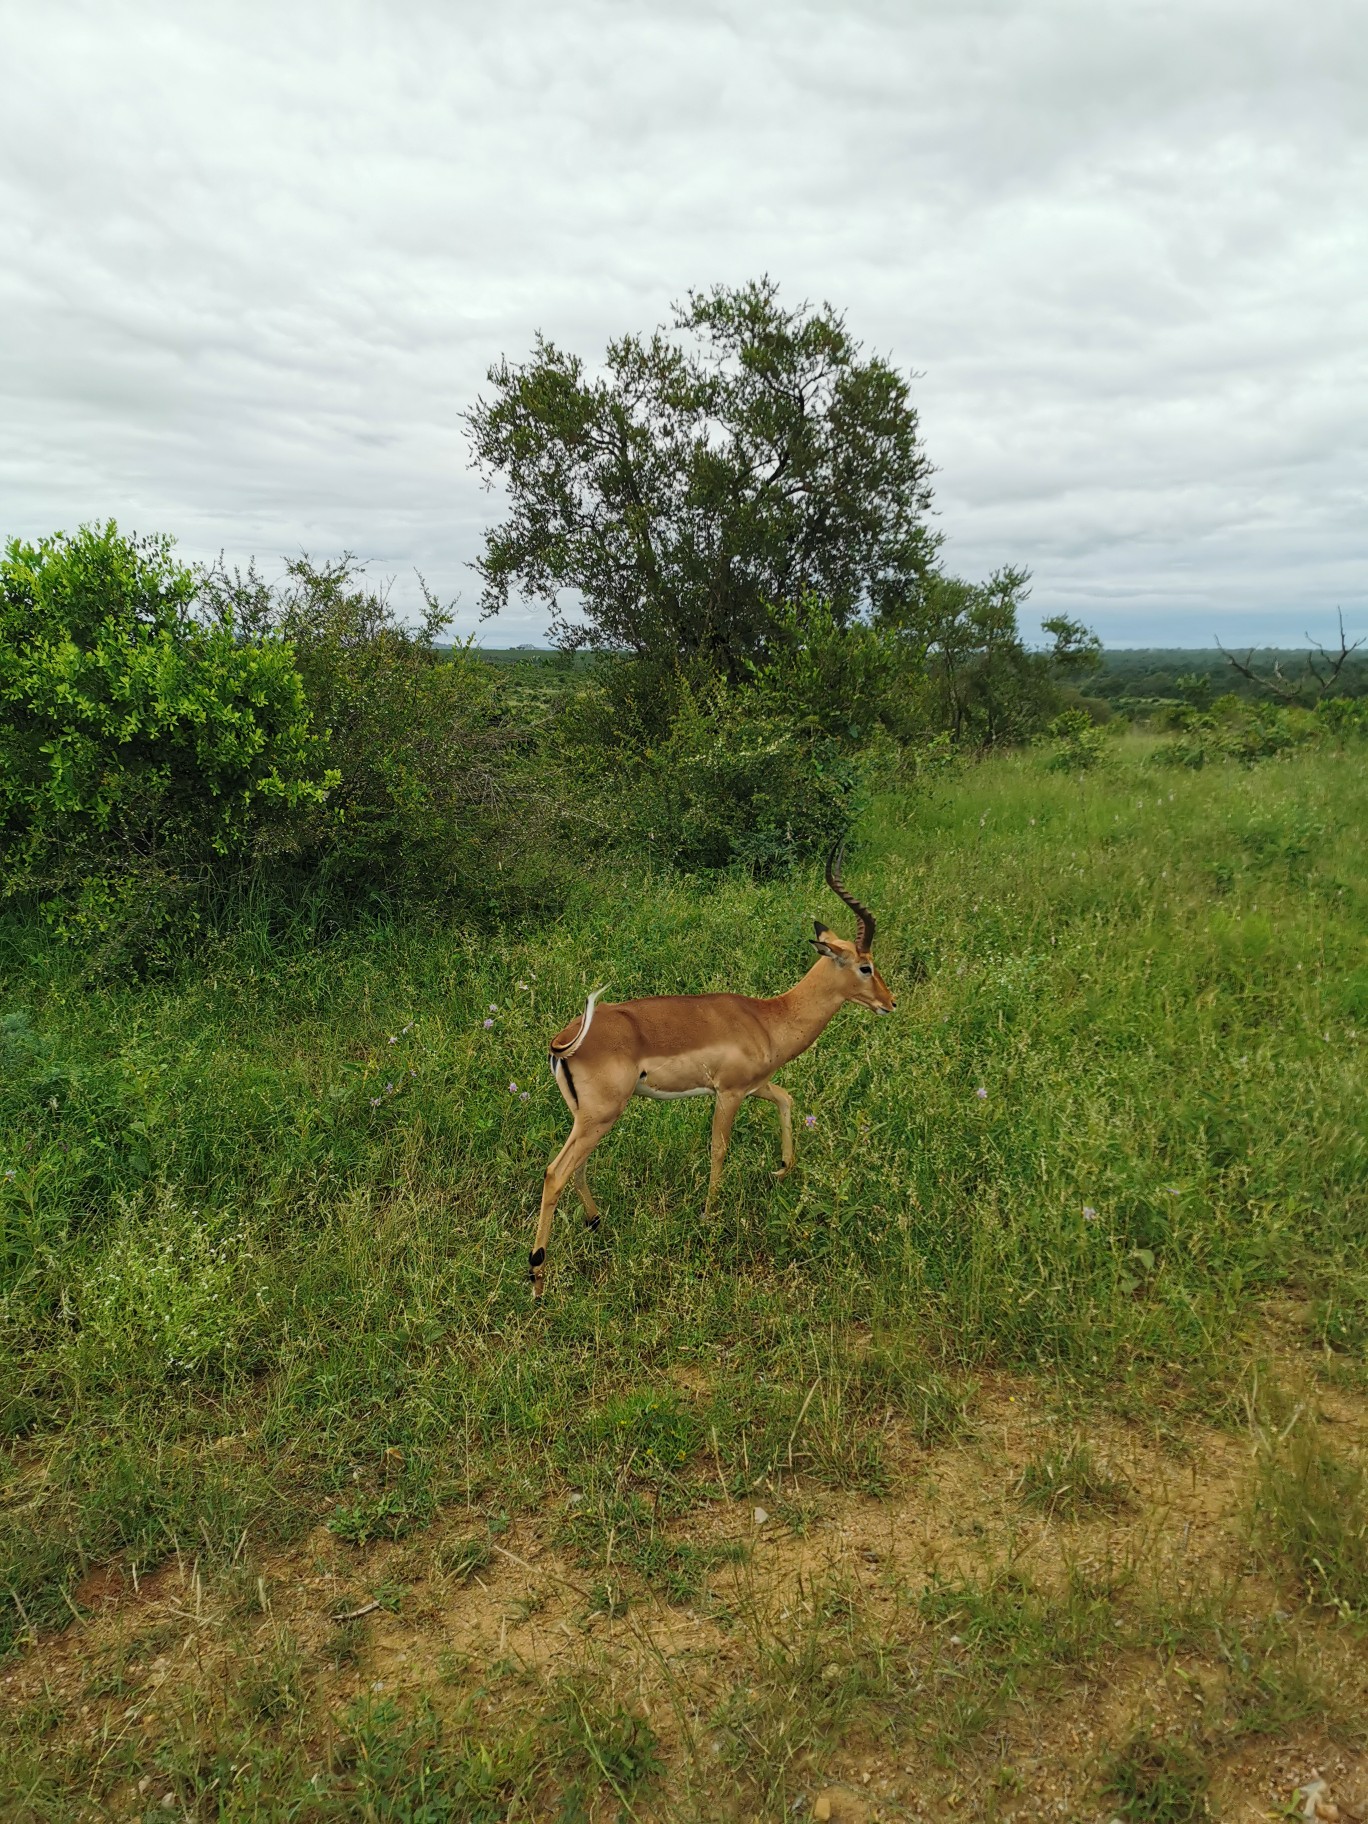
[811,844,896,1013]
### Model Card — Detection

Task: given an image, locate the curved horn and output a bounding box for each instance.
[826,841,876,951]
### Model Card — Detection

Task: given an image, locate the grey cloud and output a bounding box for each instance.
[1,0,1363,645]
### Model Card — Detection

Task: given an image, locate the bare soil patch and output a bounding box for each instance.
[5,1340,1366,1821]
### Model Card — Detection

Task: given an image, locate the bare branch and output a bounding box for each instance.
[1214,637,1302,700]
[1304,609,1363,692]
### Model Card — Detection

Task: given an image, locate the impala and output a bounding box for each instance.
[528,846,895,1295]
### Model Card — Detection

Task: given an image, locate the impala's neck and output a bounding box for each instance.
[767,960,851,1068]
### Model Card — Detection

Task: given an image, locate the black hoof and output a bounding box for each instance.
[584,1215,600,1231]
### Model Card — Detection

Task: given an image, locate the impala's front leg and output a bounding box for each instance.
[751,1080,795,1177]
[706,1091,746,1212]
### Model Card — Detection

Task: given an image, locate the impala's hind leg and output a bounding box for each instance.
[751,1079,795,1177]
[530,1116,615,1296]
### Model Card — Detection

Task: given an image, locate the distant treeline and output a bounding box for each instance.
[1092,648,1368,705]
[473,645,1368,706]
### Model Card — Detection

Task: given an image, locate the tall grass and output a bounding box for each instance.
[1,739,1364,1649]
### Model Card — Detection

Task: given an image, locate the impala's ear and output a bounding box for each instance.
[810,920,840,958]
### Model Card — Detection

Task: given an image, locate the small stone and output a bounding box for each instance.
[160,1797,176,1812]
[753,1507,769,1526]
[138,1777,151,1795]
[1296,1783,1330,1823]
[813,1798,832,1823]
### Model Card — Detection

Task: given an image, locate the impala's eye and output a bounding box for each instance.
[859,963,873,976]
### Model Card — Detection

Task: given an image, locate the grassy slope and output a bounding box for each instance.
[1,738,1366,1811]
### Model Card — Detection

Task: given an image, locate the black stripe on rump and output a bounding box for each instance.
[560,1059,578,1105]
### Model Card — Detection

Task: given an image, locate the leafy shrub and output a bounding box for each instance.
[1149,696,1332,769]
[642,684,866,873]
[1045,707,1108,772]
[0,525,326,952]
[202,554,565,921]
[891,570,1099,748]
[560,669,867,876]
[743,594,921,743]
[1316,693,1368,738]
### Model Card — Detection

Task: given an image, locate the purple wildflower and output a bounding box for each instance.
[976,1086,988,1100]
[509,1081,518,1093]
[1082,1206,1098,1222]
[804,1114,817,1129]
[483,1018,494,1029]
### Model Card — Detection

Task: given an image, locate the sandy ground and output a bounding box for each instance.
[5,1324,1366,1821]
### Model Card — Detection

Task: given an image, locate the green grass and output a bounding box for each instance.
[1102,1730,1211,1822]
[1014,1438,1134,1517]
[1,739,1365,1780]
[1251,1411,1368,1618]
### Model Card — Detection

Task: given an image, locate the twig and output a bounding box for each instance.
[486,1539,595,1604]
[331,1598,380,1623]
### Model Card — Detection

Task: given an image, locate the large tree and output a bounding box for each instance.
[465,279,939,675]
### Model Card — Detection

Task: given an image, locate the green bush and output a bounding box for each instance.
[1149,696,1333,769]
[883,570,1101,749]
[0,524,326,952]
[600,673,867,875]
[197,552,574,923]
[1045,707,1108,772]
[1316,694,1368,739]
[550,601,887,877]
[743,595,922,743]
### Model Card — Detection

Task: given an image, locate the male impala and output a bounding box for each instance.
[528,846,895,1296]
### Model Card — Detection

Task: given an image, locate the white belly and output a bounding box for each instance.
[633,1082,714,1101]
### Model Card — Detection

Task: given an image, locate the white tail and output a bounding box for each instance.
[550,985,609,1061]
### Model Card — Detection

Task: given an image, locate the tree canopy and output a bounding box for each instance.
[466,278,939,676]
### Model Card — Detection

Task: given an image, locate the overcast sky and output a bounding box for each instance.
[2,0,1364,647]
